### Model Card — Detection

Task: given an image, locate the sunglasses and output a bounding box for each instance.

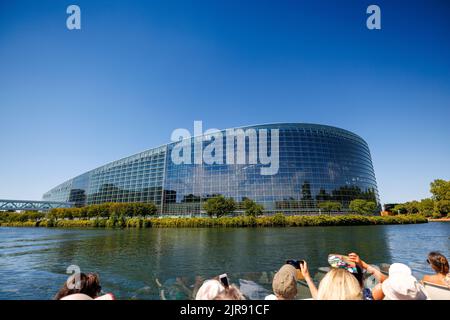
[426,259,430,264]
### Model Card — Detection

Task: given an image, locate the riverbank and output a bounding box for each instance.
[0,214,428,228]
[428,217,450,222]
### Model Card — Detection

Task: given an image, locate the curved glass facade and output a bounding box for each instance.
[43,123,379,215]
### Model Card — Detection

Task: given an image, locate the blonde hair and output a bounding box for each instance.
[195,280,225,300]
[214,285,246,300]
[317,269,362,300]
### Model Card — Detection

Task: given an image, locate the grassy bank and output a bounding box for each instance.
[0,214,428,228]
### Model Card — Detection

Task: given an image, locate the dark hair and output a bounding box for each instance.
[54,273,102,300]
[428,252,449,275]
[352,265,364,288]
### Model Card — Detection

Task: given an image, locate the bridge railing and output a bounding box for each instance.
[0,199,74,212]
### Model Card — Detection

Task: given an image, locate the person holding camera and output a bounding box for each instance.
[300,259,362,300]
[195,273,245,300]
[265,263,305,300]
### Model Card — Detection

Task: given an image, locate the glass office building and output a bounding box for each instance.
[43,123,379,215]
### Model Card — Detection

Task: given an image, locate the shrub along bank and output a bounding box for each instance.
[0,213,428,228]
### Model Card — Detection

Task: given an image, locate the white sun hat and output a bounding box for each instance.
[388,263,413,276]
[382,263,428,300]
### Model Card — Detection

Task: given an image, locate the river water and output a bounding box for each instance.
[0,223,449,299]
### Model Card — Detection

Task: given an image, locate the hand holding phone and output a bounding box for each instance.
[286,259,307,280]
[219,273,229,288]
[286,259,305,269]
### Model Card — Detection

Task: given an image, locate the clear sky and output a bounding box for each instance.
[0,0,449,204]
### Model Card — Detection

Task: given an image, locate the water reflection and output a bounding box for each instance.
[0,223,448,299]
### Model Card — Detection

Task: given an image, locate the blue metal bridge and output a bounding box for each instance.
[0,199,74,212]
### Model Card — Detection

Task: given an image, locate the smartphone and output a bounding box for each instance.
[219,273,229,288]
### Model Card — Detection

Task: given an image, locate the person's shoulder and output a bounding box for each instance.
[60,293,94,300]
[422,274,434,282]
[264,294,278,300]
[95,293,115,300]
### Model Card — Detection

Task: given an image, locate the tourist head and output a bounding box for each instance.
[195,279,225,300]
[328,253,364,288]
[427,252,449,276]
[214,284,245,300]
[328,254,358,273]
[317,268,362,300]
[381,263,428,300]
[272,264,298,300]
[54,272,102,300]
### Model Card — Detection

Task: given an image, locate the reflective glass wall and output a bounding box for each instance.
[43,123,379,215]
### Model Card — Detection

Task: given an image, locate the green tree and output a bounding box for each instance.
[87,205,100,219]
[63,209,74,220]
[242,198,264,217]
[131,202,157,217]
[391,203,406,214]
[349,199,377,215]
[109,203,125,218]
[17,212,29,222]
[78,207,88,219]
[430,179,450,201]
[99,203,112,218]
[419,198,435,217]
[28,211,45,221]
[203,196,236,217]
[318,201,342,213]
[0,212,8,222]
[429,179,450,217]
[434,200,450,217]
[404,201,420,214]
[50,208,66,220]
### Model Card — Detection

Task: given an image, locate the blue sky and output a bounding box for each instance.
[0,0,449,203]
